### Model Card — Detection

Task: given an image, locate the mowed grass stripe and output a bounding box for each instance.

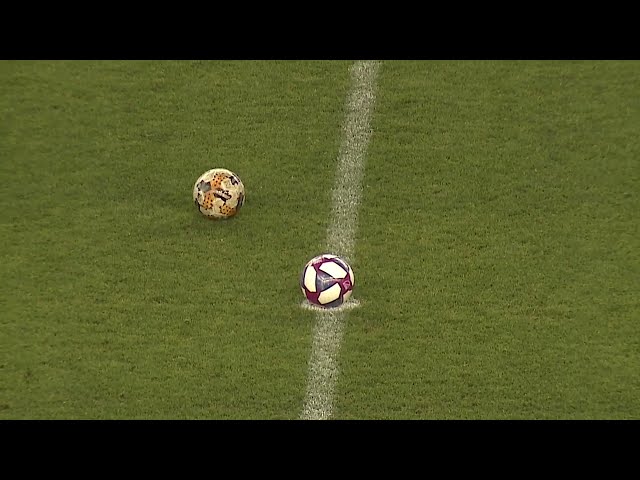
[301,61,380,420]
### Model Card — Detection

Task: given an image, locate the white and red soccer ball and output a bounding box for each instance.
[300,254,355,308]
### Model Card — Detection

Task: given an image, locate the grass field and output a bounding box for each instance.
[1,60,638,419]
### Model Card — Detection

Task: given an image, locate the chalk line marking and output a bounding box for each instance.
[300,299,361,312]
[300,60,380,420]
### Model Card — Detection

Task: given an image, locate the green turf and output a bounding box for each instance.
[1,60,638,419]
[338,60,640,419]
[0,60,351,418]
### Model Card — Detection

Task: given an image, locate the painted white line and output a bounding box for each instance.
[300,299,361,312]
[300,60,380,420]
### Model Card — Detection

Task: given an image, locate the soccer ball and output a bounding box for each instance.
[300,254,355,308]
[193,168,245,219]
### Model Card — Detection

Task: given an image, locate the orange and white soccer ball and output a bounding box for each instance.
[193,168,245,219]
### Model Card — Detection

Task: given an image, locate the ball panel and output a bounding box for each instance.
[304,289,321,305]
[320,296,345,309]
[319,261,348,279]
[314,269,337,293]
[342,290,352,303]
[303,265,317,293]
[317,283,342,305]
[330,257,350,274]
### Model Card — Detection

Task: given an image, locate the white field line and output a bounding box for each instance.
[300,60,380,420]
[300,299,361,312]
